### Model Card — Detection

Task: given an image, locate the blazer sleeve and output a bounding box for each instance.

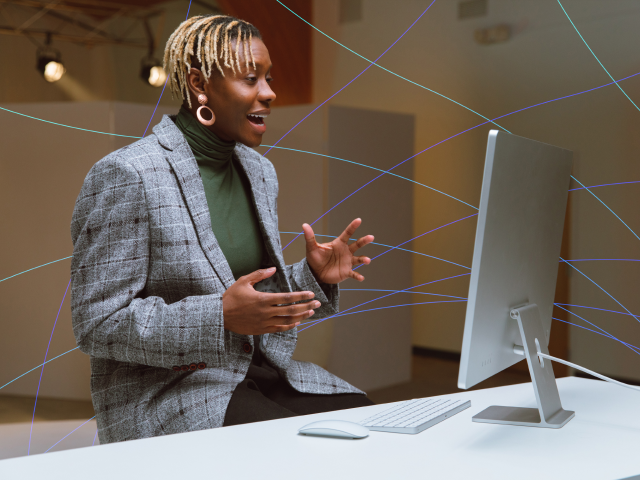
[262,159,340,320]
[70,153,226,369]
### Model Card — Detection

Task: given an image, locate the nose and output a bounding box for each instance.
[259,79,276,104]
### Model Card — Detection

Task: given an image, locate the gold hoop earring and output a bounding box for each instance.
[196,94,215,126]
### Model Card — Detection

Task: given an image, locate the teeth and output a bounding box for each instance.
[248,114,266,118]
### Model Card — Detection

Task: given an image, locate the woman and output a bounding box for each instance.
[70,14,375,444]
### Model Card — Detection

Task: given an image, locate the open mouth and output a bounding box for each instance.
[247,114,265,125]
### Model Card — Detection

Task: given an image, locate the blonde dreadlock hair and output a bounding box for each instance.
[163,15,262,108]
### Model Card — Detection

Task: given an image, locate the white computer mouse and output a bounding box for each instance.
[298,420,370,439]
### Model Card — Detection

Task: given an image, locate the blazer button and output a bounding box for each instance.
[189,363,197,371]
[197,362,206,370]
[242,342,252,354]
[181,365,189,371]
[172,366,181,372]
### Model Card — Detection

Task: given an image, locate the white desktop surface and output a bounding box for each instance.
[0,377,638,480]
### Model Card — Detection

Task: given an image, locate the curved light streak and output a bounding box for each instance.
[279,231,470,270]
[263,1,437,158]
[298,272,471,332]
[571,175,640,242]
[28,279,71,456]
[299,299,466,325]
[557,0,640,113]
[553,318,639,353]
[0,256,73,284]
[353,213,478,271]
[555,303,640,319]
[44,416,96,454]
[342,288,467,300]
[276,0,510,133]
[0,106,141,138]
[559,259,637,322]
[555,304,640,355]
[0,347,80,392]
[259,145,478,210]
[569,180,640,192]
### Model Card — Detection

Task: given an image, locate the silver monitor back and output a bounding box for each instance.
[458,130,572,390]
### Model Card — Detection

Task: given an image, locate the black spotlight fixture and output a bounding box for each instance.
[140,55,167,87]
[36,33,65,83]
[140,19,167,87]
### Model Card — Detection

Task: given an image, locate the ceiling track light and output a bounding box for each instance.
[36,32,66,82]
[140,18,167,87]
[140,56,167,87]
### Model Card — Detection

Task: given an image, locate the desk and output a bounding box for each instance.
[0,377,638,480]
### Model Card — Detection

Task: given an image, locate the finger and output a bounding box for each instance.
[266,309,314,326]
[337,218,362,244]
[348,269,365,282]
[270,300,321,318]
[302,223,318,251]
[244,267,277,286]
[264,322,301,334]
[351,255,371,266]
[262,291,315,306]
[348,235,374,253]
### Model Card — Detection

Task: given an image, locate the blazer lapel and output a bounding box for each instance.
[233,145,291,291]
[153,116,236,290]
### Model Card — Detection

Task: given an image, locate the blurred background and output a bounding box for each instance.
[1,0,639,459]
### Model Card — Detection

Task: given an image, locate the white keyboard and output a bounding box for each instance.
[359,397,471,434]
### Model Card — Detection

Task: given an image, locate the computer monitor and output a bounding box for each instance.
[457,130,574,428]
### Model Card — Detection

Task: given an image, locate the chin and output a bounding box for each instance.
[242,136,263,148]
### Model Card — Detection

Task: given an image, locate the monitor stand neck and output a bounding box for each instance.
[472,303,575,429]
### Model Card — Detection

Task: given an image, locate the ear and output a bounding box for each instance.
[186,68,206,103]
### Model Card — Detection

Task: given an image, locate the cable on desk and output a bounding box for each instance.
[538,352,640,393]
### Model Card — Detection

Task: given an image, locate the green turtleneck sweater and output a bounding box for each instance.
[174,106,266,280]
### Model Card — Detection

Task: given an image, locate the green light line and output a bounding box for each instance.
[276,0,511,133]
[0,256,73,283]
[0,106,143,138]
[260,144,478,210]
[0,347,80,391]
[571,175,640,242]
[557,0,640,113]
[278,231,470,269]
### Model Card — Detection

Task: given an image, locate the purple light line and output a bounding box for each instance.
[142,80,169,138]
[265,0,435,162]
[41,0,195,454]
[44,415,97,454]
[298,272,471,332]
[282,69,640,252]
[555,303,640,319]
[342,288,467,300]
[569,180,640,192]
[353,213,478,271]
[141,0,193,138]
[92,428,98,446]
[561,258,640,263]
[555,304,640,356]
[302,299,467,323]
[28,278,71,456]
[560,257,637,322]
[552,317,640,353]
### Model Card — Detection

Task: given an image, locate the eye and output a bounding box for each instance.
[267,77,274,84]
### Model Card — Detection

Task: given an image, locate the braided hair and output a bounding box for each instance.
[163,15,262,108]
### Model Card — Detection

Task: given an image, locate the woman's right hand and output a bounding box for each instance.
[222,267,320,335]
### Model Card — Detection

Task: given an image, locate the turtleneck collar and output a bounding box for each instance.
[174,105,236,165]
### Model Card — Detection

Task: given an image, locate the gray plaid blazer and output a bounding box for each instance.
[70,114,362,444]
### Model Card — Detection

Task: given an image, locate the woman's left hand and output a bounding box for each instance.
[303,218,374,284]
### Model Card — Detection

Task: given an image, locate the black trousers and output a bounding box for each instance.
[223,336,374,427]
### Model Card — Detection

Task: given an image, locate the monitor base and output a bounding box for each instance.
[472,405,574,428]
[472,304,575,429]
